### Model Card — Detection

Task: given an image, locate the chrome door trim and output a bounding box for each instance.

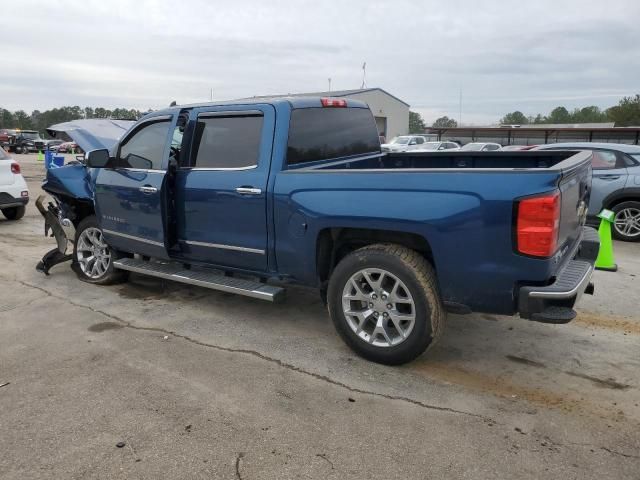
[235,187,262,195]
[102,229,165,247]
[182,239,265,255]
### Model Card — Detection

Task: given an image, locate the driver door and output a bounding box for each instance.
[95,114,174,259]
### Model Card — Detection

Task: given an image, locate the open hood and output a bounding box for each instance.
[46,119,135,153]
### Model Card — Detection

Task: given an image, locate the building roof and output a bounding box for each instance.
[513,122,615,129]
[242,88,410,107]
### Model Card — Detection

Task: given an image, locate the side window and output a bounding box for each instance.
[191,115,263,169]
[118,120,171,170]
[591,151,618,170]
[416,137,425,144]
[446,143,456,149]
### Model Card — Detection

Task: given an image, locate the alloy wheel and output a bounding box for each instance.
[342,268,416,347]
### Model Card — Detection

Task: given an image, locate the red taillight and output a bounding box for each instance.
[320,97,347,107]
[10,163,20,174]
[516,191,561,257]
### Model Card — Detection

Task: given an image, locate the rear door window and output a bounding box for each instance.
[591,150,618,170]
[191,114,263,169]
[287,107,380,165]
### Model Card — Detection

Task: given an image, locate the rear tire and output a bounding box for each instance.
[611,201,640,242]
[1,206,25,220]
[327,243,445,365]
[73,216,128,285]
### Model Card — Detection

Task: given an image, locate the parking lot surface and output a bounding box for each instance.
[1,154,639,479]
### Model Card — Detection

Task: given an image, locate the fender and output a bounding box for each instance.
[602,187,640,209]
[41,163,96,202]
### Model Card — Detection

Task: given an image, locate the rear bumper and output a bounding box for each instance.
[518,226,599,323]
[0,192,29,208]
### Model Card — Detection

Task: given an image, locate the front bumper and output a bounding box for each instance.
[518,227,599,324]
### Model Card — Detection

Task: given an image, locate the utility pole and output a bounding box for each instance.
[210,88,213,101]
[361,62,367,89]
[459,88,462,126]
[328,78,332,92]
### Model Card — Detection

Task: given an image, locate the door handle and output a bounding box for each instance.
[598,175,620,180]
[235,187,262,195]
[139,186,158,194]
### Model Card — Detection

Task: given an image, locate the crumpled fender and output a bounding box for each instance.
[41,163,96,201]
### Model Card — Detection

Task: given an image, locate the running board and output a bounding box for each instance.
[113,258,285,302]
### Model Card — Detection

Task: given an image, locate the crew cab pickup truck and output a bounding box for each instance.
[36,97,598,364]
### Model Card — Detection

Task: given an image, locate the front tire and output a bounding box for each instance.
[1,206,25,220]
[73,216,128,285]
[327,243,445,365]
[611,201,640,242]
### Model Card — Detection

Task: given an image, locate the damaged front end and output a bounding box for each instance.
[35,195,75,274]
[36,163,96,275]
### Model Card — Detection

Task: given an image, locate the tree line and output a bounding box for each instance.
[408,94,640,133]
[0,106,145,138]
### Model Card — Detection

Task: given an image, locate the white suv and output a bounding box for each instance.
[0,147,29,220]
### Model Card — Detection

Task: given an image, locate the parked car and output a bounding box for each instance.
[45,139,64,151]
[8,130,45,154]
[37,98,597,365]
[460,142,502,152]
[412,141,461,151]
[535,142,640,242]
[0,129,16,148]
[0,146,29,220]
[380,135,429,152]
[56,141,82,153]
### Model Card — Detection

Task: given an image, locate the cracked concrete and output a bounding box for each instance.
[1,155,639,479]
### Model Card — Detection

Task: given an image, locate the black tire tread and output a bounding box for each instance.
[1,205,26,221]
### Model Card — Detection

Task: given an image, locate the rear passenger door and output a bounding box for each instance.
[174,105,275,272]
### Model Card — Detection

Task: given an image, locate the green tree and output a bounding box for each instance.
[409,111,426,133]
[545,106,571,124]
[607,95,640,127]
[0,109,15,129]
[13,110,33,129]
[432,116,458,128]
[571,106,608,123]
[500,111,528,125]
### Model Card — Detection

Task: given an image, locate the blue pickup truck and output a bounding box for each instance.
[37,97,599,364]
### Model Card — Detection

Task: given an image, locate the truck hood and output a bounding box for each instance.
[46,119,135,153]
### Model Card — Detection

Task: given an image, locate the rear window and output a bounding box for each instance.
[287,107,380,165]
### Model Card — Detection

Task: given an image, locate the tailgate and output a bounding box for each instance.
[556,151,593,255]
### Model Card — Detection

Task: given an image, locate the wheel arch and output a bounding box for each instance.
[316,227,435,288]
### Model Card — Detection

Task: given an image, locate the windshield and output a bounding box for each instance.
[22,132,40,140]
[630,154,640,163]
[390,137,410,145]
[461,143,484,151]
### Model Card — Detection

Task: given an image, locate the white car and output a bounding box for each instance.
[412,141,461,152]
[460,142,502,151]
[0,147,29,220]
[381,135,430,152]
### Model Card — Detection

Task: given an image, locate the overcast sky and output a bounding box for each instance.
[2,0,639,125]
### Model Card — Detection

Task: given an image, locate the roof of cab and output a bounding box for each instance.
[149,96,370,117]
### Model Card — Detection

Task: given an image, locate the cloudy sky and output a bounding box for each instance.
[2,0,639,125]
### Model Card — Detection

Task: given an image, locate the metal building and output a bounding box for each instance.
[246,88,410,140]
